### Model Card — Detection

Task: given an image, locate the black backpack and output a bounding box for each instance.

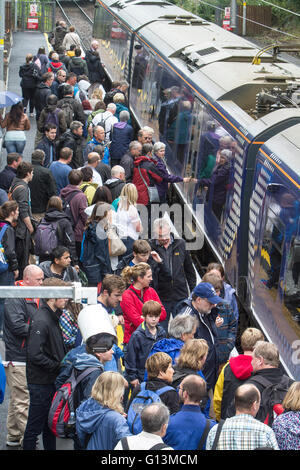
[69,58,85,78]
[251,375,292,426]
[60,100,74,128]
[62,192,78,228]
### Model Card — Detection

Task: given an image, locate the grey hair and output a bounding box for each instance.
[119,110,130,122]
[141,403,169,433]
[220,149,232,160]
[153,217,171,233]
[153,142,166,154]
[107,103,116,112]
[129,140,141,150]
[70,121,83,132]
[168,314,198,339]
[111,165,125,177]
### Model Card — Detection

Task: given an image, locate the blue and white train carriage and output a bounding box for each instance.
[92,0,300,379]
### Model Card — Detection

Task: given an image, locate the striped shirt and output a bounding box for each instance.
[206,414,279,450]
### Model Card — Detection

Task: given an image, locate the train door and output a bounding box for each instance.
[252,184,300,379]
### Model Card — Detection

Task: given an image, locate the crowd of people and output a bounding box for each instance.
[0,25,299,452]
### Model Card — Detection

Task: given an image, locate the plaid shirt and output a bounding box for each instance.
[206,414,279,450]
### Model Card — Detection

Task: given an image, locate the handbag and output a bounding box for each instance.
[138,165,160,203]
[106,224,127,257]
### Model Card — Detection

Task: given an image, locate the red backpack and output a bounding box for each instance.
[48,367,98,438]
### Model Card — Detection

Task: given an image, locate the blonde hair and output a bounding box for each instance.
[121,262,151,285]
[146,352,172,379]
[91,88,103,101]
[282,382,300,411]
[240,327,264,352]
[177,339,209,370]
[91,371,126,414]
[26,53,33,63]
[113,92,125,103]
[118,183,138,210]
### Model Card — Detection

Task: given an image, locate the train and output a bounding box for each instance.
[91,0,300,380]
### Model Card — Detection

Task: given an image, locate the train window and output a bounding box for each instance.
[94,10,129,83]
[195,115,236,223]
[260,205,284,290]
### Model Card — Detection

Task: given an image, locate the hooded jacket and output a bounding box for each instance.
[213,354,253,421]
[109,122,134,162]
[54,24,67,50]
[37,104,67,138]
[57,95,86,125]
[132,155,163,206]
[68,57,88,78]
[10,177,31,239]
[104,178,125,202]
[57,129,85,169]
[3,295,39,362]
[0,165,17,192]
[0,220,18,272]
[76,397,131,450]
[39,260,79,283]
[35,82,52,119]
[81,221,112,286]
[19,62,41,88]
[60,184,88,241]
[29,161,57,213]
[85,49,105,83]
[125,321,166,382]
[48,60,66,75]
[43,208,78,263]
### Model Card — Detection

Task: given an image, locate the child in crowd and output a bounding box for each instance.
[125,300,166,388]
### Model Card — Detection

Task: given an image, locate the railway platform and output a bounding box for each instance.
[0,31,51,171]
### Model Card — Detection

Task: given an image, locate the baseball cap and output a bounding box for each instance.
[192,282,224,304]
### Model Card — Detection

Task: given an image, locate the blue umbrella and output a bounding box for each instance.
[0,91,23,109]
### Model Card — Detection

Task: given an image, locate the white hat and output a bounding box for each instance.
[77,304,117,342]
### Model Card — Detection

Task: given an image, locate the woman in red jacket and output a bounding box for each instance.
[120,263,166,345]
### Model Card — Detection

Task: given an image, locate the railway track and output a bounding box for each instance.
[55,0,94,51]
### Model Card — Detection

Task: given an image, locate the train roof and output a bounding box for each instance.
[260,123,300,190]
[100,0,300,118]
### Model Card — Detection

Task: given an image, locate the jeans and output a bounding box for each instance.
[23,383,56,450]
[5,140,26,155]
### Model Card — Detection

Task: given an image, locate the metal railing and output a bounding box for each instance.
[0,283,98,304]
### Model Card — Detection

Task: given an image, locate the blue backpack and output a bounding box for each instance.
[127,382,174,435]
[0,224,9,274]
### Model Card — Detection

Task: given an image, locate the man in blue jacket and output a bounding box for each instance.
[164,374,216,450]
[175,282,224,392]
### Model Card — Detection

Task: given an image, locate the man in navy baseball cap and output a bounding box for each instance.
[192,282,224,306]
[175,282,225,390]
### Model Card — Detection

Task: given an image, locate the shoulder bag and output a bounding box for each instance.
[138,165,160,203]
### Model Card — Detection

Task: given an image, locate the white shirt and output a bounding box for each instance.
[114,431,173,451]
[79,165,102,187]
[92,111,118,142]
[116,204,141,240]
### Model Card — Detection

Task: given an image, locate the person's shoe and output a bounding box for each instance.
[6,440,21,447]
[29,113,34,117]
